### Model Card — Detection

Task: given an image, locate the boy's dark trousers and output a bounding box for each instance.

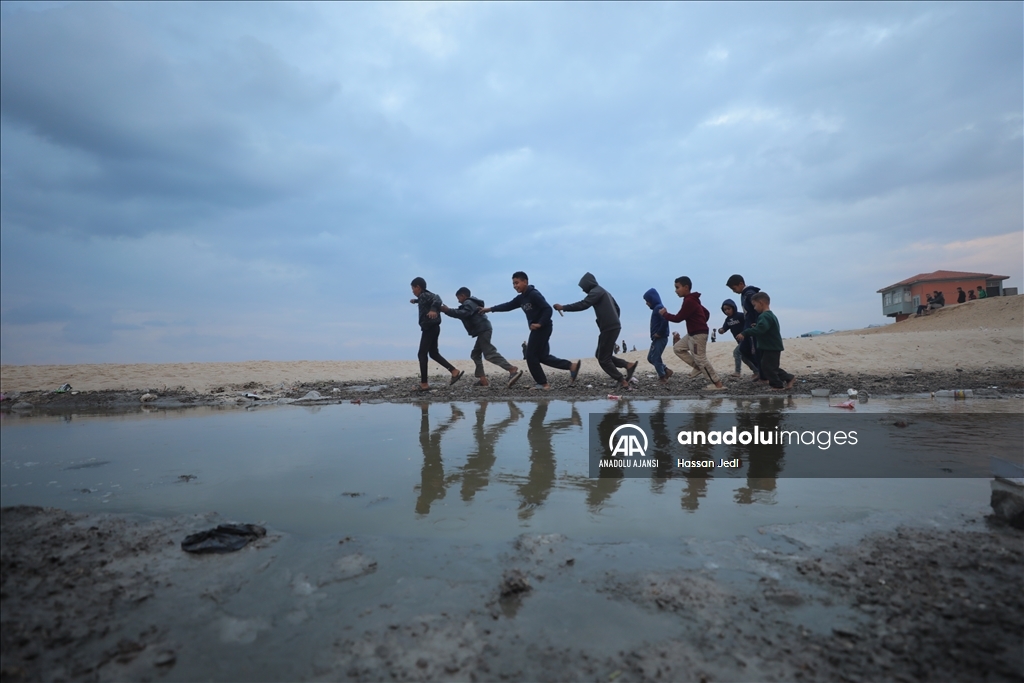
[471,330,514,377]
[526,324,572,385]
[418,325,456,383]
[741,336,763,378]
[757,349,793,388]
[595,326,630,381]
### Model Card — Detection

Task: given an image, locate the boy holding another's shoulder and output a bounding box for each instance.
[736,292,795,390]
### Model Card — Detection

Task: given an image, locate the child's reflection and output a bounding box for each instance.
[514,401,581,519]
[414,402,463,516]
[460,401,524,502]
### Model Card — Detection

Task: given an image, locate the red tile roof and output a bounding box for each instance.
[877,270,1009,292]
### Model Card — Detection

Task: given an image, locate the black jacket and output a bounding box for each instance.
[490,285,553,328]
[720,299,745,339]
[740,285,761,328]
[443,296,492,337]
[415,290,443,330]
[561,272,621,332]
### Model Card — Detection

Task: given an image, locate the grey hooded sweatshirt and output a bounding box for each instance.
[560,272,621,332]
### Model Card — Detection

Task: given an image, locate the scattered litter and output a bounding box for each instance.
[586,384,593,389]
[56,383,72,393]
[295,390,322,401]
[331,387,340,393]
[607,394,621,400]
[629,377,639,384]
[140,393,157,402]
[350,399,362,405]
[829,400,856,410]
[847,388,858,397]
[810,389,829,397]
[177,474,197,483]
[932,389,973,399]
[244,393,264,400]
[181,523,266,554]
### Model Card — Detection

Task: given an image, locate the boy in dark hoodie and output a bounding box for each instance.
[719,299,757,377]
[726,274,763,381]
[554,272,637,390]
[441,287,523,388]
[660,276,724,390]
[410,277,464,391]
[643,288,673,382]
[736,292,795,390]
[482,272,580,390]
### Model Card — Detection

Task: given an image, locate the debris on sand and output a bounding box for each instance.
[180,523,266,553]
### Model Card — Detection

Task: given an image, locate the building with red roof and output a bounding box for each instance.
[877,270,1010,321]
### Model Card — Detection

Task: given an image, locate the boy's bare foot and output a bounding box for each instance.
[450,370,465,386]
[704,383,725,391]
[664,368,674,380]
[475,377,490,387]
[507,369,524,387]
[414,383,431,392]
[530,383,552,391]
[785,377,797,389]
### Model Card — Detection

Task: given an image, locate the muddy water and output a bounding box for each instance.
[2,397,1018,540]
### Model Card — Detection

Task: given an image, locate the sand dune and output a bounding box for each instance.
[2,296,1021,393]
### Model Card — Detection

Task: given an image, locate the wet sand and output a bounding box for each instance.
[2,504,1020,682]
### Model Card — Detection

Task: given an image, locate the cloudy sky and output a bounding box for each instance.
[1,1,1021,366]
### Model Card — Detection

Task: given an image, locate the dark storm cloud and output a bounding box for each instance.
[0,2,340,236]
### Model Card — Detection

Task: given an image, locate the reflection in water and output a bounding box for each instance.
[415,403,464,515]
[460,402,523,502]
[731,397,794,505]
[679,406,719,512]
[513,402,581,519]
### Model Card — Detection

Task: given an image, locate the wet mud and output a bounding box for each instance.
[2,367,1022,418]
[2,505,1020,682]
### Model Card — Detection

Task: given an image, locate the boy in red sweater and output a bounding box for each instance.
[660,276,725,391]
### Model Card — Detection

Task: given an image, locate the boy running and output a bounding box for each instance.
[410,277,464,391]
[660,276,725,391]
[482,272,580,390]
[643,288,673,382]
[719,299,757,377]
[554,272,637,390]
[441,287,523,388]
[726,274,763,382]
[736,292,796,390]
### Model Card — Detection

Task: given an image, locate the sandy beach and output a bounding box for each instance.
[2,296,1021,395]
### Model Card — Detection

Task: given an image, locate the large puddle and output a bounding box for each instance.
[3,397,1019,540]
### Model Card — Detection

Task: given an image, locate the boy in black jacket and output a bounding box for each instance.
[410,277,464,391]
[482,272,580,390]
[442,287,523,388]
[726,274,763,382]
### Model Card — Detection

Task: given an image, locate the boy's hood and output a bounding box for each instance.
[468,296,485,307]
[687,291,703,303]
[643,288,663,308]
[578,272,598,293]
[722,298,738,313]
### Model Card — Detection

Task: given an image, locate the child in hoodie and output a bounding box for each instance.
[660,276,725,390]
[644,288,673,382]
[554,272,637,390]
[441,287,523,388]
[410,277,464,391]
[719,299,757,377]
